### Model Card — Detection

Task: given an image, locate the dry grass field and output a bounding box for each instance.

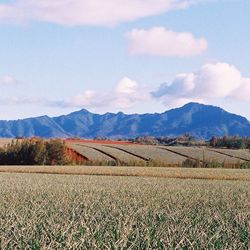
[0,165,249,181]
[0,172,249,249]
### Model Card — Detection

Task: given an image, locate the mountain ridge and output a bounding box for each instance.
[0,103,249,139]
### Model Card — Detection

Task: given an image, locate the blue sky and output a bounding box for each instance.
[0,0,249,120]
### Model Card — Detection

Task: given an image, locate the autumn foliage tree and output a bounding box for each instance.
[0,139,70,165]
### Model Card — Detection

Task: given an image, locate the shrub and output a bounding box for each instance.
[182,158,200,168]
[240,162,250,169]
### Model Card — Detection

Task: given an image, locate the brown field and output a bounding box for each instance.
[66,140,250,167]
[0,165,249,181]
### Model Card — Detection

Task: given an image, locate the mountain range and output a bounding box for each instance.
[0,103,249,139]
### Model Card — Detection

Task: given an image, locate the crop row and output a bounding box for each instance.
[0,173,249,249]
[68,142,250,166]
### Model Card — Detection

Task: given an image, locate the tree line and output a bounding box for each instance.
[0,139,71,165]
[209,136,250,149]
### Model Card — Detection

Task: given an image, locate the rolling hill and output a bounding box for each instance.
[0,103,249,139]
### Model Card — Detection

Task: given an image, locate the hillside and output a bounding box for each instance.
[0,103,250,139]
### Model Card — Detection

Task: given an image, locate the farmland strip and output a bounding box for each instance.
[76,144,119,164]
[66,147,89,161]
[207,148,249,162]
[0,166,249,181]
[158,147,202,163]
[104,145,149,162]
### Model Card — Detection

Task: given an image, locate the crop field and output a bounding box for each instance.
[209,148,250,161]
[0,172,249,249]
[1,166,250,181]
[68,142,187,165]
[74,143,145,163]
[70,144,115,162]
[163,146,244,164]
[66,141,250,167]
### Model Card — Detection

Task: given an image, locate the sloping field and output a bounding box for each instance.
[208,148,250,161]
[67,141,250,166]
[164,146,244,164]
[69,144,114,162]
[101,144,187,164]
[83,144,146,163]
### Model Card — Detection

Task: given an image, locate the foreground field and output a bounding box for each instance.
[0,173,249,249]
[0,165,250,181]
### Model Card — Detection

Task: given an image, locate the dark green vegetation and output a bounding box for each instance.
[0,173,249,249]
[0,103,250,139]
[210,136,250,149]
[0,139,70,165]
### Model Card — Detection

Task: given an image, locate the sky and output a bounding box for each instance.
[0,0,250,120]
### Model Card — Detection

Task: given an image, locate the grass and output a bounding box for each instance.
[0,165,250,181]
[0,173,249,249]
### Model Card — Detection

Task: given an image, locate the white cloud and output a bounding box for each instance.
[0,77,149,110]
[0,0,208,26]
[0,77,149,111]
[126,27,208,56]
[65,77,150,109]
[114,77,150,108]
[152,62,250,105]
[0,75,17,85]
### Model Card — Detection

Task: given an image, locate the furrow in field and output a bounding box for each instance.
[206,148,249,162]
[104,144,187,164]
[78,144,146,164]
[158,147,202,163]
[69,144,114,162]
[165,146,243,164]
[82,145,120,164]
[104,145,149,162]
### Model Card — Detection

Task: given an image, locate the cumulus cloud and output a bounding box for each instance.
[0,75,17,85]
[152,62,250,105]
[0,0,207,26]
[0,77,149,111]
[65,77,150,109]
[126,27,208,56]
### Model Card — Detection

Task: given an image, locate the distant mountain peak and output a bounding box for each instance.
[0,103,249,139]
